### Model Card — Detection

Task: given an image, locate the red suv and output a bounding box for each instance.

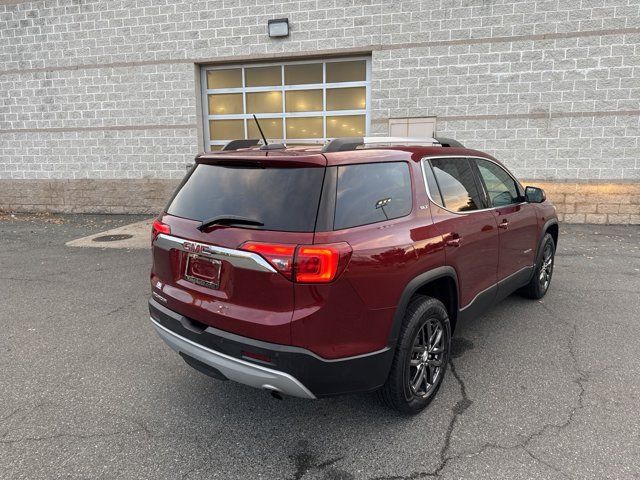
[149,137,558,413]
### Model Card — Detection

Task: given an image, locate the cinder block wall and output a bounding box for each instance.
[1,179,638,225]
[0,179,178,214]
[1,0,639,222]
[527,181,640,224]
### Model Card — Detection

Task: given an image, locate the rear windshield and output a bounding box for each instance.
[167,164,325,232]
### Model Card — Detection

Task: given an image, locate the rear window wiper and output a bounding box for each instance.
[198,215,264,231]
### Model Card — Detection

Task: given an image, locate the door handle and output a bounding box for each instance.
[445,233,462,247]
[499,219,509,229]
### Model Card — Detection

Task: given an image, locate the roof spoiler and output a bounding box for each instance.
[222,139,260,151]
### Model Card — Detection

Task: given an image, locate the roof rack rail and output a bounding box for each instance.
[222,139,260,151]
[433,137,464,148]
[321,136,464,153]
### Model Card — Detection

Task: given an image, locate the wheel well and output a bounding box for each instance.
[546,223,559,247]
[414,276,458,331]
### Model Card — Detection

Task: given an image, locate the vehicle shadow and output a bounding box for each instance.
[145,293,542,478]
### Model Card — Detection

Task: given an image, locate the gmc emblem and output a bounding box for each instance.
[183,242,206,253]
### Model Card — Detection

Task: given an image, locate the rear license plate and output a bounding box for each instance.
[184,254,222,289]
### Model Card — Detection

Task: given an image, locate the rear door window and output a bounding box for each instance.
[167,164,325,232]
[334,162,412,230]
[427,158,484,212]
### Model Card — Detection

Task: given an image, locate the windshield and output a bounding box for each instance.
[167,164,325,232]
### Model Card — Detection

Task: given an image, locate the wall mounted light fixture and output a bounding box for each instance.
[268,18,289,38]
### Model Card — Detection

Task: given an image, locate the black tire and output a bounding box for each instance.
[379,296,451,414]
[519,233,555,299]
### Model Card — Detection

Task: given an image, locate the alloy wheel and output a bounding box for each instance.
[407,318,445,398]
[539,243,554,292]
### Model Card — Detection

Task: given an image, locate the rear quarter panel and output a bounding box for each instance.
[291,159,445,359]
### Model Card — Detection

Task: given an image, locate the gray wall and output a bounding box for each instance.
[1,0,639,182]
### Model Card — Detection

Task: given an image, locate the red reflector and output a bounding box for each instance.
[241,350,272,364]
[240,242,295,279]
[151,219,171,241]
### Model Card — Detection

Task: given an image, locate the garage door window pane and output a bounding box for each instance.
[326,115,365,137]
[285,63,322,85]
[248,118,283,139]
[286,117,323,139]
[285,90,323,112]
[326,87,366,110]
[207,69,242,89]
[209,119,244,140]
[246,91,283,113]
[208,93,243,115]
[326,60,366,83]
[245,66,282,87]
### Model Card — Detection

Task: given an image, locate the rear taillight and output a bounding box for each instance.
[151,219,171,242]
[295,243,352,283]
[240,241,352,283]
[241,242,296,280]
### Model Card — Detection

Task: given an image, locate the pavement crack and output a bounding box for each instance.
[316,456,344,469]
[0,408,21,424]
[433,304,589,477]
[370,360,475,480]
[370,473,438,479]
[522,446,571,479]
[104,296,139,317]
[534,302,589,436]
[0,428,147,445]
[0,408,23,439]
[429,360,473,477]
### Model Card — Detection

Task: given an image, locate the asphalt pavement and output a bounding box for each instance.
[1,214,639,479]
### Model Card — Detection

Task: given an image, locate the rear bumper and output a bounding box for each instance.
[149,298,393,398]
[151,317,316,399]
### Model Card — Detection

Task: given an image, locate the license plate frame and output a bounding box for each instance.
[184,253,222,289]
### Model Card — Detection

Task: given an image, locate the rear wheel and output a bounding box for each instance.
[520,233,555,299]
[380,296,451,414]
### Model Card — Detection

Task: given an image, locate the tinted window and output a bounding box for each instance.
[429,158,483,212]
[476,159,521,207]
[334,162,412,230]
[167,164,324,232]
[423,160,444,205]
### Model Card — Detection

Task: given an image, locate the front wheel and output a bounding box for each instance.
[379,296,451,414]
[520,233,555,299]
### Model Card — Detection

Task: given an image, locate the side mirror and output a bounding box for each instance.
[525,186,546,203]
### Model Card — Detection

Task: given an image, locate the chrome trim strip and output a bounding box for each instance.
[154,234,277,273]
[419,155,526,216]
[459,282,495,312]
[151,317,316,399]
[459,265,533,311]
[313,346,390,363]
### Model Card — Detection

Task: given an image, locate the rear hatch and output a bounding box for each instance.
[151,151,327,344]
